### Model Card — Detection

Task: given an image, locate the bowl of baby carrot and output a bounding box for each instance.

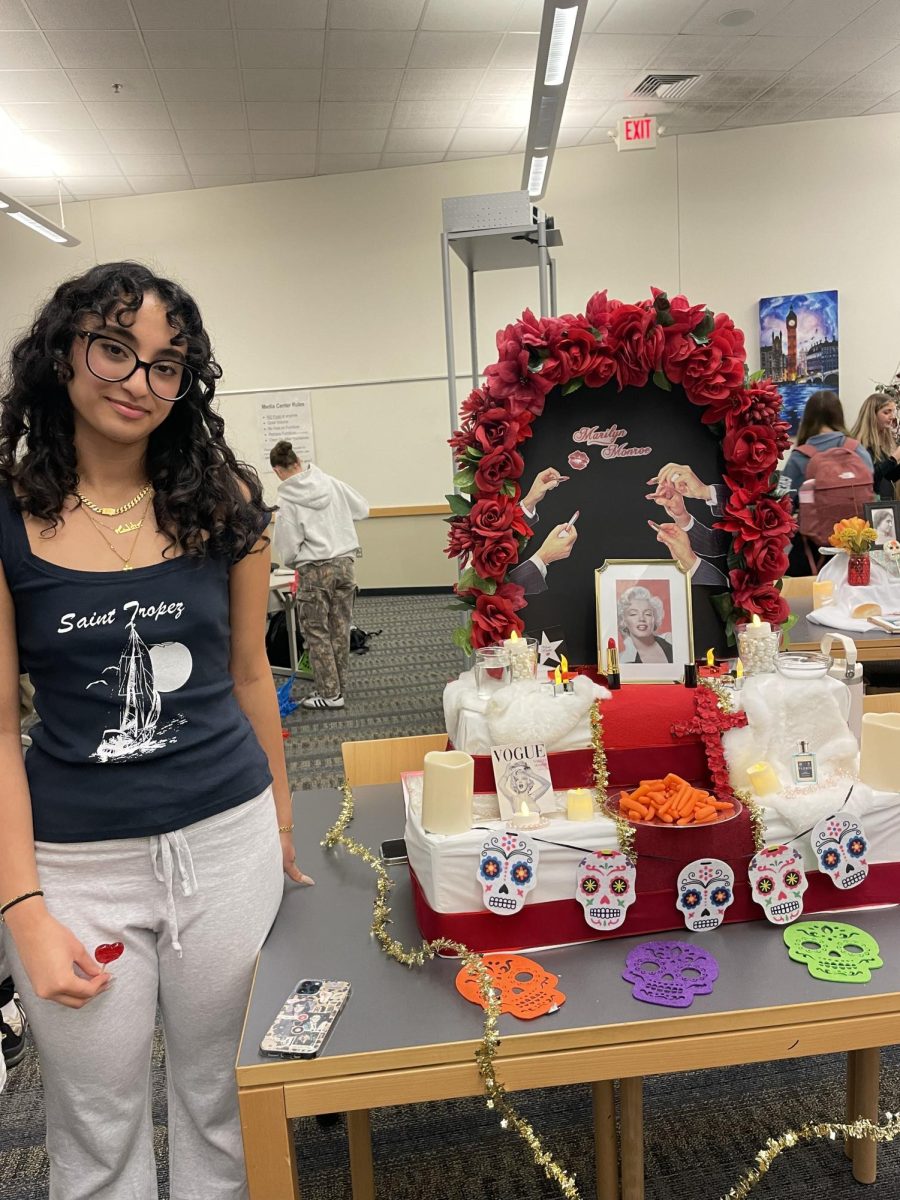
[615,773,739,827]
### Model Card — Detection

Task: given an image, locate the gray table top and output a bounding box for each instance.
[789,593,898,651]
[237,785,900,1073]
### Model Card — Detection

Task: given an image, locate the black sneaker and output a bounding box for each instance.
[1,996,27,1069]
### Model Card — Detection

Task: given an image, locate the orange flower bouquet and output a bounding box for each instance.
[829,517,877,555]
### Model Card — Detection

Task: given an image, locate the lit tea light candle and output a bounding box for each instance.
[552,665,565,695]
[509,799,542,830]
[566,788,594,821]
[503,629,536,681]
[737,613,779,676]
[706,647,715,667]
[698,647,725,677]
[747,760,781,797]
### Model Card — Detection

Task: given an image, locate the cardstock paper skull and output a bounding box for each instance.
[676,858,735,933]
[783,921,883,984]
[812,815,869,890]
[454,953,566,1018]
[623,941,719,1008]
[748,845,808,925]
[575,849,637,931]
[477,832,539,916]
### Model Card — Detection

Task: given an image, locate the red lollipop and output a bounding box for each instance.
[95,942,124,965]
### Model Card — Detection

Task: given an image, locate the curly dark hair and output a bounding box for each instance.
[0,260,271,561]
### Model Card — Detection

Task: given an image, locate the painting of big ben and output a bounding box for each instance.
[759,290,839,435]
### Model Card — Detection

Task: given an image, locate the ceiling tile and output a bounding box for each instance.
[185,152,252,174]
[0,174,64,194]
[755,69,846,102]
[579,126,615,143]
[443,150,500,159]
[799,93,877,118]
[650,35,743,69]
[492,32,538,68]
[818,71,900,100]
[103,127,181,153]
[86,100,172,129]
[0,31,57,67]
[319,127,386,153]
[380,150,445,165]
[33,127,108,153]
[409,32,502,69]
[391,98,466,126]
[45,30,147,69]
[177,128,250,154]
[316,152,382,172]
[463,98,530,126]
[128,175,192,193]
[143,31,235,70]
[597,97,671,122]
[238,29,325,69]
[115,153,188,175]
[566,68,642,100]
[556,126,593,146]
[245,101,320,128]
[722,99,805,124]
[476,68,533,98]
[511,0,613,33]
[842,0,900,40]
[421,0,519,31]
[60,174,131,196]
[251,152,316,174]
[326,30,414,68]
[794,38,891,73]
[682,0,794,36]
[193,173,253,187]
[67,69,161,102]
[866,90,900,113]
[242,69,322,102]
[559,99,612,126]
[156,70,241,102]
[0,0,32,28]
[329,1,424,30]
[596,0,705,35]
[50,151,120,175]
[27,0,132,28]
[576,33,673,69]
[166,102,247,130]
[655,102,737,128]
[726,34,824,69]
[321,100,394,127]
[131,0,230,27]
[0,69,78,101]
[3,100,93,127]
[384,126,454,152]
[323,68,402,100]
[762,0,874,38]
[232,0,327,28]
[687,70,783,102]
[450,126,521,152]
[398,68,482,99]
[249,128,317,153]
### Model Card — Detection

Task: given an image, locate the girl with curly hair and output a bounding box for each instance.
[0,262,309,1198]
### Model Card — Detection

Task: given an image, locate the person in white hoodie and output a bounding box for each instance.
[270,441,369,709]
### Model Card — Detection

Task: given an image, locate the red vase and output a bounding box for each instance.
[848,553,871,586]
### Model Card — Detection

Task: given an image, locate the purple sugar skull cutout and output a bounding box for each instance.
[811,815,869,890]
[623,941,719,1008]
[477,831,539,916]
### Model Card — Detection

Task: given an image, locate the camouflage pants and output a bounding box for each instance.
[295,556,356,699]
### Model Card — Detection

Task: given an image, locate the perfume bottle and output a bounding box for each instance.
[791,739,818,785]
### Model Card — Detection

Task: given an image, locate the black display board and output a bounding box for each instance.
[516,379,729,665]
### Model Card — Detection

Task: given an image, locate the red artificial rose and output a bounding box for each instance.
[474,407,529,453]
[719,494,794,551]
[585,289,617,336]
[742,538,790,581]
[483,350,553,418]
[660,330,697,385]
[730,570,790,625]
[606,303,662,388]
[652,288,708,335]
[540,319,604,387]
[474,446,524,493]
[496,322,525,361]
[471,532,519,581]
[445,517,475,563]
[682,315,747,417]
[583,350,617,389]
[722,423,779,484]
[745,378,783,421]
[568,450,590,471]
[470,582,527,649]
[469,496,530,540]
[449,423,477,457]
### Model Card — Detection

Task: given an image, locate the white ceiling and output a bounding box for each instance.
[0,0,899,205]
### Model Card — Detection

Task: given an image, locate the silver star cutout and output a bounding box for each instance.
[537,631,564,666]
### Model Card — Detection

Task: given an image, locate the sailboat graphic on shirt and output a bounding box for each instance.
[88,611,190,763]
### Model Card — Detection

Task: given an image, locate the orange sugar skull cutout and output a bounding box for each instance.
[455,953,566,1019]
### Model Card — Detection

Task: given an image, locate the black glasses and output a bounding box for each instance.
[75,330,194,402]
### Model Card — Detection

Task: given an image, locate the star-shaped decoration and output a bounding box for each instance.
[537,631,564,666]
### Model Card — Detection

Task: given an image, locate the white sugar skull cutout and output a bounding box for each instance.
[477,832,539,916]
[676,858,735,933]
[812,815,869,890]
[748,844,808,925]
[575,849,637,931]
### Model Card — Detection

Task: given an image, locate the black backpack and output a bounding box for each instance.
[265,611,305,669]
[349,625,381,655]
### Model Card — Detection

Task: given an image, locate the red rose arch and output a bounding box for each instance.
[446,288,795,652]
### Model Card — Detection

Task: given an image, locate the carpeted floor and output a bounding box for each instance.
[2,593,899,1199]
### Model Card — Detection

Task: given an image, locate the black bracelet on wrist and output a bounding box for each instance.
[0,889,44,922]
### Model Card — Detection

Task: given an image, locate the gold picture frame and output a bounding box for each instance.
[595,559,694,683]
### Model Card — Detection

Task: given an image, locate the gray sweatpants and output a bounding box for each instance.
[6,787,284,1200]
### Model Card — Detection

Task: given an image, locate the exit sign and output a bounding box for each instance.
[616,116,658,151]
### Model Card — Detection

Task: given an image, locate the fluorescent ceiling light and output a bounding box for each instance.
[527,155,548,198]
[544,6,579,87]
[0,198,8,209]
[0,190,80,247]
[7,211,67,243]
[0,111,58,177]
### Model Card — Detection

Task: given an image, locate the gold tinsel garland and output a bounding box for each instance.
[591,701,636,862]
[321,782,580,1200]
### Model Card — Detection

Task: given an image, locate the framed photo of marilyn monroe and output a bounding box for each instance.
[595,560,693,683]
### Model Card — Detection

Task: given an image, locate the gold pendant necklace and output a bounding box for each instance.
[82,496,152,570]
[76,481,152,517]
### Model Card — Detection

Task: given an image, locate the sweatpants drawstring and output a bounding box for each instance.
[150,830,198,956]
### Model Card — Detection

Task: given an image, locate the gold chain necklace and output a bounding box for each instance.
[81,496,153,570]
[76,481,152,517]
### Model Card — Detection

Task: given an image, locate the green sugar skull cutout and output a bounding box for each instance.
[783,921,883,984]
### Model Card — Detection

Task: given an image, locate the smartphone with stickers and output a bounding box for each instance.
[260,979,351,1059]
